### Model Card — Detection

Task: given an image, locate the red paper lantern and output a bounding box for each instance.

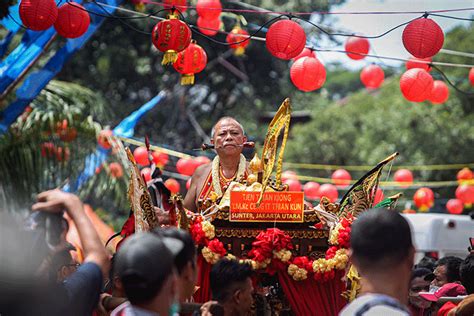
[318,184,338,203]
[165,178,181,194]
[446,199,464,215]
[457,168,473,184]
[360,64,384,89]
[344,37,370,60]
[406,57,432,72]
[194,156,211,166]
[54,2,90,39]
[151,14,191,65]
[284,178,302,191]
[281,170,298,182]
[331,169,351,187]
[141,167,152,182]
[394,169,414,189]
[400,68,434,102]
[186,178,192,190]
[197,17,220,36]
[173,41,207,85]
[266,19,306,60]
[163,0,187,13]
[97,130,113,149]
[226,26,250,56]
[292,48,316,61]
[428,80,449,104]
[469,68,474,86]
[152,151,169,167]
[109,162,123,178]
[455,185,474,206]
[402,18,444,58]
[176,158,198,176]
[196,0,221,20]
[133,147,150,166]
[304,182,320,200]
[413,187,434,211]
[20,0,58,31]
[290,56,326,92]
[373,188,384,205]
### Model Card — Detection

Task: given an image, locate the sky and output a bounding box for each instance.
[314,0,473,69]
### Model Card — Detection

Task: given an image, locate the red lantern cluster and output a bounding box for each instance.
[290,56,326,92]
[400,68,434,102]
[456,185,474,207]
[266,19,306,60]
[176,158,198,176]
[318,184,338,203]
[394,169,414,187]
[133,146,150,166]
[457,168,473,184]
[151,13,191,65]
[173,41,207,85]
[344,37,370,60]
[360,64,384,89]
[292,48,316,61]
[331,169,351,187]
[402,18,444,58]
[54,2,90,39]
[406,57,432,72]
[469,68,474,86]
[196,0,221,37]
[446,199,463,215]
[165,178,181,194]
[109,162,124,178]
[226,26,250,56]
[413,187,434,211]
[20,0,58,31]
[152,151,169,167]
[303,182,320,200]
[428,80,449,104]
[97,130,113,149]
[284,178,302,191]
[163,0,188,13]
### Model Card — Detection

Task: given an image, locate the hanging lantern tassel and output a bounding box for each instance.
[152,13,192,66]
[162,50,178,65]
[181,74,195,85]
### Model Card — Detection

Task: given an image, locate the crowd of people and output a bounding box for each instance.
[1,116,473,316]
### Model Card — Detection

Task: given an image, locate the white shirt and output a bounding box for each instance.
[339,293,410,316]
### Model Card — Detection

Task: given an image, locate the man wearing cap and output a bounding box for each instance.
[339,209,414,316]
[111,232,184,316]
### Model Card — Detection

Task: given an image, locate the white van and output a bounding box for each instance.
[402,213,474,261]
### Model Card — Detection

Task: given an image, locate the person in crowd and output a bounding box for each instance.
[111,232,183,316]
[158,227,198,304]
[432,256,463,288]
[339,208,414,316]
[408,268,434,316]
[416,256,437,272]
[98,255,127,315]
[184,117,249,213]
[49,246,80,283]
[208,259,254,316]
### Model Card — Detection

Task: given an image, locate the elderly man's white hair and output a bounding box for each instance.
[210,117,245,139]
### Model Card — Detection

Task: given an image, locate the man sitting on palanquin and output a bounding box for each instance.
[184,117,249,213]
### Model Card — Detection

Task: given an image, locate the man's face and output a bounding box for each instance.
[211,119,246,157]
[409,276,432,309]
[432,265,448,287]
[236,278,254,316]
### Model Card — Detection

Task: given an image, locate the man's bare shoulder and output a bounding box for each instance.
[193,163,212,179]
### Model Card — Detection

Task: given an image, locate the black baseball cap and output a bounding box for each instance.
[115,232,183,304]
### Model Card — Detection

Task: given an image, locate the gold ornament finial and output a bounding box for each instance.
[249,153,263,174]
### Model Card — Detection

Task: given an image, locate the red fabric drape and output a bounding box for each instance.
[278,270,347,316]
[194,254,212,303]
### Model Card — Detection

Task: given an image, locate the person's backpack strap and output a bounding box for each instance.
[355,296,408,316]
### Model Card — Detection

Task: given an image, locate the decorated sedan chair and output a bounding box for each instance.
[114,98,400,316]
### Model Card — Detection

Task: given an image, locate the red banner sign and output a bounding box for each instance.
[229,191,304,223]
